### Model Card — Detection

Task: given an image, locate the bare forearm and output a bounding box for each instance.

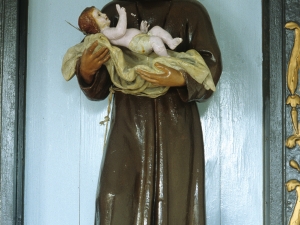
[102,4,127,40]
[115,12,127,34]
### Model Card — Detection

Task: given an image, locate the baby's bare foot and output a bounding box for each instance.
[167,38,182,50]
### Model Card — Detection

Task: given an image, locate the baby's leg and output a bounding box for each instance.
[148,26,182,50]
[149,36,169,57]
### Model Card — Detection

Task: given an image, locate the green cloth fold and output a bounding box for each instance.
[62,33,215,98]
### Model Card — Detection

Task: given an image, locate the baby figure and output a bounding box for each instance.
[78,4,182,57]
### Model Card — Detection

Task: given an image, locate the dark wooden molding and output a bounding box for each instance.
[261,0,300,224]
[263,0,286,224]
[282,2,300,225]
[0,0,28,224]
[16,0,28,223]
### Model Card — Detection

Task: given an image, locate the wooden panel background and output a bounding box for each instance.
[0,0,27,224]
[0,0,19,223]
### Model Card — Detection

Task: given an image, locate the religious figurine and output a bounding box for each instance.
[62,4,215,97]
[64,0,222,224]
[78,5,182,57]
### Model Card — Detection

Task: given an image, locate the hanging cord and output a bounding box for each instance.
[100,87,115,148]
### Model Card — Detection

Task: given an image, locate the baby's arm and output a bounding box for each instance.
[140,21,150,34]
[102,4,127,40]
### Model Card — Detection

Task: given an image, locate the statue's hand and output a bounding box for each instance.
[80,41,110,84]
[116,4,126,16]
[136,62,186,87]
[140,21,150,33]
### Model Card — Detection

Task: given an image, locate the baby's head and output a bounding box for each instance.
[78,6,110,35]
[78,6,100,34]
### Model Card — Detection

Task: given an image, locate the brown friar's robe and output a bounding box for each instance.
[75,0,222,224]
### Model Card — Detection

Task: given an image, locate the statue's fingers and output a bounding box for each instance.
[94,47,109,58]
[100,49,110,59]
[136,69,160,78]
[154,62,170,72]
[100,54,110,64]
[82,49,87,57]
[87,41,99,54]
[138,73,159,84]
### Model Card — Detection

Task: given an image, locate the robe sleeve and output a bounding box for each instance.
[168,1,222,102]
[75,58,113,101]
[176,70,207,102]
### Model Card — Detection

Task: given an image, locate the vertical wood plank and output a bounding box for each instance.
[0,0,19,224]
[201,0,263,224]
[79,98,110,224]
[25,0,83,224]
[264,0,285,224]
[198,1,222,224]
[16,0,28,223]
[25,0,110,224]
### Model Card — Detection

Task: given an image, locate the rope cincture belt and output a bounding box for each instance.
[99,86,115,149]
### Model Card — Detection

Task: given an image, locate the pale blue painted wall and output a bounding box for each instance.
[25,0,262,224]
[200,1,263,224]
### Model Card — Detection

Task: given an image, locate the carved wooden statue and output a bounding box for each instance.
[74,0,222,224]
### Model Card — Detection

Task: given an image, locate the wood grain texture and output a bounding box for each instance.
[0,0,27,223]
[0,0,21,224]
[263,0,286,224]
[25,0,110,224]
[16,0,28,224]
[0,0,3,123]
[201,0,263,224]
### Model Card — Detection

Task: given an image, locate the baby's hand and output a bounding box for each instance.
[140,21,150,33]
[116,4,126,16]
